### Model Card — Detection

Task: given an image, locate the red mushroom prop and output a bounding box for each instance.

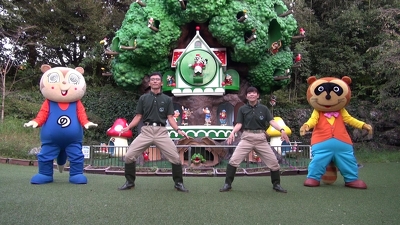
[143,152,149,161]
[106,118,133,157]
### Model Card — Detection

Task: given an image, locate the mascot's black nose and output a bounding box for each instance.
[325,94,331,100]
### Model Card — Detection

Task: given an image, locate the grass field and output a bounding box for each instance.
[1,163,399,225]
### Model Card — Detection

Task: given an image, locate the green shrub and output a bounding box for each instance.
[81,85,139,143]
[4,90,43,120]
[0,117,41,159]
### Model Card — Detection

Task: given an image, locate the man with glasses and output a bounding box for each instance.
[119,72,190,192]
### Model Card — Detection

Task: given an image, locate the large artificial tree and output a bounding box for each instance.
[110,0,298,94]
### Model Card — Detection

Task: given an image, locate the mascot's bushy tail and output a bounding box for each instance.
[321,162,338,184]
[56,150,68,173]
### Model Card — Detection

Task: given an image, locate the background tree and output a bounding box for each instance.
[0,1,31,123]
[12,0,128,86]
[305,0,400,102]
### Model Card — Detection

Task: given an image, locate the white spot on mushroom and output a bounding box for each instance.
[114,124,123,132]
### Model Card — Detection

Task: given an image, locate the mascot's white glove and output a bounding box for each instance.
[84,122,98,129]
[24,121,38,128]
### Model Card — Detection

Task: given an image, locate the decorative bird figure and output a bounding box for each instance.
[295,54,302,63]
[299,28,305,36]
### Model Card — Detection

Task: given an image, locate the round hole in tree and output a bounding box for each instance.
[273,4,285,15]
[244,30,253,42]
[273,69,285,77]
[153,20,160,29]
[268,19,282,47]
[236,11,245,20]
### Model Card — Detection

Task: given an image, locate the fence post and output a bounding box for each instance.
[188,146,192,168]
[89,146,94,166]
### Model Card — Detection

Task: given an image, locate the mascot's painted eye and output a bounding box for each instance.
[68,73,80,85]
[333,86,340,92]
[316,85,324,94]
[315,83,344,96]
[48,73,60,83]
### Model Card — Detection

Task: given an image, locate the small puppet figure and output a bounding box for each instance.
[222,74,233,86]
[270,40,282,55]
[99,37,109,50]
[173,110,180,123]
[188,54,208,76]
[181,106,192,126]
[289,0,295,9]
[300,76,373,189]
[148,18,154,27]
[219,110,227,126]
[24,65,98,184]
[203,107,211,125]
[167,75,176,87]
[269,95,277,107]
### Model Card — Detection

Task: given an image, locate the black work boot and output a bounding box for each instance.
[172,164,189,192]
[118,162,136,190]
[219,164,237,192]
[271,170,287,193]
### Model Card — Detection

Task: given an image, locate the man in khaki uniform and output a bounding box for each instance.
[119,72,189,192]
[220,87,290,193]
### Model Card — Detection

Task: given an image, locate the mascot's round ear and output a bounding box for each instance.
[75,67,84,75]
[41,64,52,73]
[342,76,352,85]
[307,76,317,85]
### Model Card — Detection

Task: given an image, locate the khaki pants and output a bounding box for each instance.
[124,126,180,164]
[229,131,280,171]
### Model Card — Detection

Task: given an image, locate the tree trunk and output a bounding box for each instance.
[1,72,5,123]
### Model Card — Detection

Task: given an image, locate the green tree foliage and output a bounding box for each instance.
[309,4,381,80]
[367,7,400,109]
[0,1,24,34]
[11,0,127,86]
[304,0,399,106]
[110,0,298,92]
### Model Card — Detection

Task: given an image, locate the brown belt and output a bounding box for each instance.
[244,129,265,133]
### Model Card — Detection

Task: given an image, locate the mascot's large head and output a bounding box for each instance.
[306,76,352,112]
[39,64,86,103]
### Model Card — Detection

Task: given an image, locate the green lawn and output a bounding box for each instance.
[1,163,399,225]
